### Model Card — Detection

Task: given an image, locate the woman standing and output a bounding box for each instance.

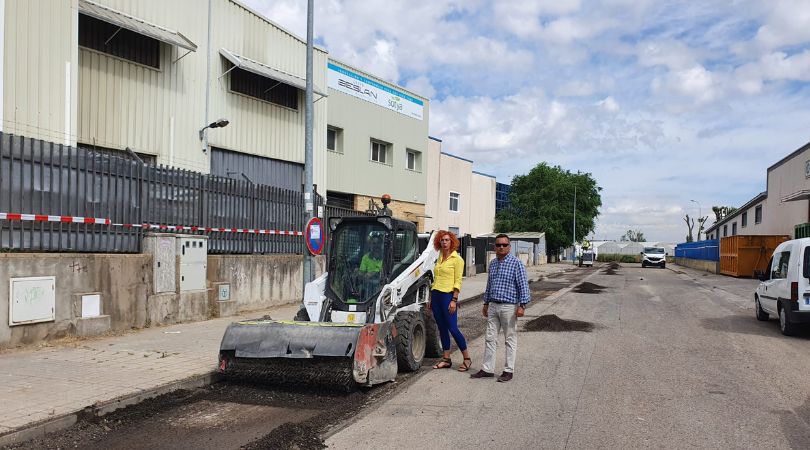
[429,230,472,372]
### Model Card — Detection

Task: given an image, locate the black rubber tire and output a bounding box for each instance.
[779,305,799,336]
[423,308,443,358]
[755,296,769,321]
[661,263,666,269]
[641,262,647,268]
[294,307,310,321]
[394,311,426,372]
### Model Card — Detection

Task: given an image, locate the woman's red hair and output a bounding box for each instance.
[433,230,460,251]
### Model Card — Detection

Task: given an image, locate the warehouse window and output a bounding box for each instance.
[755,205,763,224]
[79,13,160,68]
[723,225,727,237]
[741,212,747,228]
[327,127,342,153]
[449,192,460,212]
[370,140,391,164]
[732,222,737,236]
[229,66,298,109]
[406,149,421,171]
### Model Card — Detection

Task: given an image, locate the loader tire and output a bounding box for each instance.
[423,309,443,358]
[394,311,426,372]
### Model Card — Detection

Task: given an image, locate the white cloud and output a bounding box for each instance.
[242,0,810,243]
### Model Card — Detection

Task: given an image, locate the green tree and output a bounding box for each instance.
[711,206,737,223]
[495,163,602,255]
[620,229,645,242]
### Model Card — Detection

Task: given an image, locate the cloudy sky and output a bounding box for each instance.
[244,0,810,243]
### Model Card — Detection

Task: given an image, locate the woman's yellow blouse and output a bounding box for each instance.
[431,251,463,293]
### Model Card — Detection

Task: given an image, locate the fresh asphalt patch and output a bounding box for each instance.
[522,314,595,332]
[572,281,607,294]
[4,268,593,450]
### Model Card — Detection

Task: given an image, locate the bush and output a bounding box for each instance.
[620,255,637,263]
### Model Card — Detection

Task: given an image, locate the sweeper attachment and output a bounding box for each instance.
[218,210,443,390]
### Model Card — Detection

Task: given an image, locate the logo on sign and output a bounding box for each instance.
[338,78,378,99]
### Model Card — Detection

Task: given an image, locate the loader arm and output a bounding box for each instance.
[375,230,439,322]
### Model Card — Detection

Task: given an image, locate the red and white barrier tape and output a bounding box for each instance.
[0,212,303,236]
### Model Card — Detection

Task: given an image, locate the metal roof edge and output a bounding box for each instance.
[472,170,496,179]
[441,151,473,164]
[767,140,810,173]
[429,136,442,142]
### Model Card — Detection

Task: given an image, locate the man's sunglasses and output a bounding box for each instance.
[494,243,509,248]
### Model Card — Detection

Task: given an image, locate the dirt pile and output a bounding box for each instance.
[523,314,595,332]
[603,262,620,275]
[573,282,606,294]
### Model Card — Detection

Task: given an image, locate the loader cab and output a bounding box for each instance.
[327,217,418,316]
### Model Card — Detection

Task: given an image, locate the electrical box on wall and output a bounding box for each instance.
[9,276,56,326]
[143,234,177,294]
[177,236,208,291]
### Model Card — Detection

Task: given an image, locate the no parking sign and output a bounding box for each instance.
[305,217,324,255]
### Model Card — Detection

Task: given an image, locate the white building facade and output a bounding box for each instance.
[325,58,429,230]
[424,137,496,237]
[706,140,810,240]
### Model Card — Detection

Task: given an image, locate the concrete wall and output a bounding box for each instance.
[1,252,325,349]
[207,254,325,313]
[0,253,152,348]
[675,258,719,274]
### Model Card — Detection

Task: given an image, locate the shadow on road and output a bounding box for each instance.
[701,314,810,339]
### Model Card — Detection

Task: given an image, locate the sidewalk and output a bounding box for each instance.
[0,262,569,446]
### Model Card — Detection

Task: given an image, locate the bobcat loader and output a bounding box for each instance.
[218,209,442,390]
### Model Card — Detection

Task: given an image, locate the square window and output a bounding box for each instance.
[449,192,460,212]
[755,205,763,224]
[406,149,421,171]
[327,127,342,153]
[370,140,390,164]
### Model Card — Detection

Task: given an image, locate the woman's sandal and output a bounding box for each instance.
[457,357,472,372]
[433,358,452,369]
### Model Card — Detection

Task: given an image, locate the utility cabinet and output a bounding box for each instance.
[177,236,208,291]
[143,233,177,294]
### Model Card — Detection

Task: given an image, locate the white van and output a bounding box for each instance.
[754,238,810,335]
[640,247,666,268]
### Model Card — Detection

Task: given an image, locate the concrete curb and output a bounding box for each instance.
[0,371,220,447]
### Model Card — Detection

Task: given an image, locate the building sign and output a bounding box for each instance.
[328,63,424,120]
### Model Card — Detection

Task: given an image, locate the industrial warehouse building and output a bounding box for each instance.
[706,140,810,240]
[325,58,429,231]
[2,0,328,191]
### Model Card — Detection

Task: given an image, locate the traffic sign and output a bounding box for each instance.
[305,217,324,255]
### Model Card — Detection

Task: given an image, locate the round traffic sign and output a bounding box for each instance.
[305,217,324,255]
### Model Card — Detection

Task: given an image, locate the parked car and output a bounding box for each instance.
[754,238,810,336]
[640,247,666,268]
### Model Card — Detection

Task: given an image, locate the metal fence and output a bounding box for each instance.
[674,239,719,261]
[0,133,325,254]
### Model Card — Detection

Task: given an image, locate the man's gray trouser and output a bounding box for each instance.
[482,302,518,374]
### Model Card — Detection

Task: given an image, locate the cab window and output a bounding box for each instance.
[391,230,417,279]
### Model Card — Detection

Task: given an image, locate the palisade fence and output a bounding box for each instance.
[0,133,330,254]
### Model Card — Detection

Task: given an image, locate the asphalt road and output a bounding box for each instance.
[13,263,810,449]
[326,263,810,449]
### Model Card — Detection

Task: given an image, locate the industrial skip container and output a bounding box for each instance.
[719,235,789,278]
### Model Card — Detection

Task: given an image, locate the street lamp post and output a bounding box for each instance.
[690,199,702,241]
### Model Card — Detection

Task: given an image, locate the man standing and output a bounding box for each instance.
[471,234,530,382]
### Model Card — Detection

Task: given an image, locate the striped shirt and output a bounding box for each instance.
[483,253,530,305]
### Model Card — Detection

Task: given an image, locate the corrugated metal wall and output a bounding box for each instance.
[5,0,328,192]
[3,0,77,145]
[210,147,302,191]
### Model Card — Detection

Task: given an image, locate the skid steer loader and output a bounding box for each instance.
[218,210,443,390]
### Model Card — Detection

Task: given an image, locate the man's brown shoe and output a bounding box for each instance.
[497,372,513,382]
[470,370,494,379]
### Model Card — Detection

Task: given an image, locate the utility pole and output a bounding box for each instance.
[303,0,314,285]
[573,185,577,263]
